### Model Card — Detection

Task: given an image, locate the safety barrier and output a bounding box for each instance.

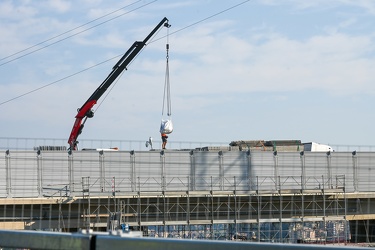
[0,229,373,250]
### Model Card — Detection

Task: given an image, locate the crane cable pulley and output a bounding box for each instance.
[160,27,173,134]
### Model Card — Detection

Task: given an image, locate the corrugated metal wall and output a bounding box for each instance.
[1,150,374,198]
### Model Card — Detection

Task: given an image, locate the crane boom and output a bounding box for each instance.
[68,17,170,150]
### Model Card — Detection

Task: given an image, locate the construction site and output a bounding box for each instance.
[0,139,375,245]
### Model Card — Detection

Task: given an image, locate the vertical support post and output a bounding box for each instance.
[355,198,360,243]
[273,151,279,190]
[81,176,90,230]
[5,150,12,198]
[326,151,332,188]
[218,151,224,191]
[137,176,142,230]
[36,150,43,197]
[279,176,282,243]
[111,177,115,197]
[186,188,191,238]
[130,150,136,192]
[352,151,358,192]
[246,150,253,190]
[163,192,166,237]
[210,193,214,240]
[366,198,370,243]
[160,150,166,191]
[189,150,195,191]
[256,176,261,242]
[300,151,306,190]
[99,150,105,192]
[234,176,238,236]
[344,175,348,243]
[68,150,74,193]
[322,175,326,243]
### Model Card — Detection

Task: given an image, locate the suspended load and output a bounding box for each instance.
[160,32,173,135]
[160,119,173,134]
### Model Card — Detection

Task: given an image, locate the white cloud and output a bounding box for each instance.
[46,0,71,13]
[1,0,375,145]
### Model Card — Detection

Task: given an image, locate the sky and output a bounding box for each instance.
[1,0,375,149]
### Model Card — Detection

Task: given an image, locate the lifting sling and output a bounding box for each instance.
[160,30,173,134]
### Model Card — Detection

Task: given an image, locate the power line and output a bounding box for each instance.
[0,0,251,107]
[0,0,144,62]
[0,56,118,106]
[151,0,251,43]
[0,0,157,67]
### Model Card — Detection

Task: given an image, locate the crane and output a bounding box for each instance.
[68,17,170,150]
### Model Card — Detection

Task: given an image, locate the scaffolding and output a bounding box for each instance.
[0,149,375,244]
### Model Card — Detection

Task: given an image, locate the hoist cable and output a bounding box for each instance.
[94,69,125,113]
[93,20,168,112]
[162,27,172,117]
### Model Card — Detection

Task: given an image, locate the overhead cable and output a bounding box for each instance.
[0,0,251,107]
[0,0,157,67]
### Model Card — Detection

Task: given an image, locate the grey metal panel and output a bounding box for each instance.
[135,151,163,192]
[274,152,303,190]
[277,152,302,177]
[222,151,249,190]
[70,151,101,194]
[163,151,191,191]
[356,152,375,192]
[40,151,70,197]
[102,151,132,193]
[164,151,191,176]
[303,152,329,189]
[250,151,276,190]
[8,150,38,197]
[330,152,354,191]
[194,151,221,191]
[251,151,275,176]
[0,229,90,250]
[0,150,7,197]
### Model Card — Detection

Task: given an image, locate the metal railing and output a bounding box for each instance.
[0,229,372,250]
[0,137,229,151]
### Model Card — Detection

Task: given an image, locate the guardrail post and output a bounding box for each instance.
[99,150,105,192]
[160,150,166,191]
[300,151,306,190]
[218,151,224,191]
[36,149,43,197]
[273,151,279,190]
[352,151,358,192]
[326,151,332,188]
[189,150,195,191]
[68,149,74,193]
[5,150,12,198]
[130,150,136,192]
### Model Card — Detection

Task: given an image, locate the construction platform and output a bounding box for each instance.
[0,146,375,243]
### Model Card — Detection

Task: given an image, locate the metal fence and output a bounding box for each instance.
[1,137,375,245]
[1,149,375,198]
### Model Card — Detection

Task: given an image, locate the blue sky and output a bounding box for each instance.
[1,0,375,148]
